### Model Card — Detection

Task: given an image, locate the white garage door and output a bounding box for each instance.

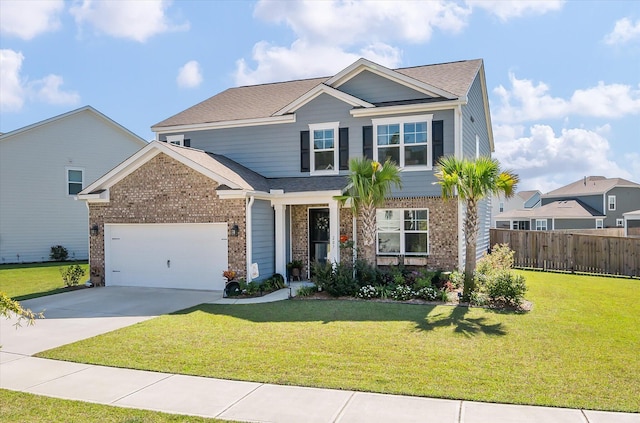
[105,223,228,290]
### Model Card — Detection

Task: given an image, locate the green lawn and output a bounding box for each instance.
[0,389,232,422]
[37,271,640,412]
[0,261,89,300]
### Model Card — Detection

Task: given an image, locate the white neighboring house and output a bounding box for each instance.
[0,106,148,263]
[491,190,541,228]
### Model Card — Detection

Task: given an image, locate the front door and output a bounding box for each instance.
[309,208,330,266]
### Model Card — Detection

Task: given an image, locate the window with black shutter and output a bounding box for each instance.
[432,120,444,166]
[362,125,373,160]
[300,130,310,172]
[339,127,349,170]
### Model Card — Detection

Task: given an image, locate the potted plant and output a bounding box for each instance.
[223,269,240,297]
[286,260,304,281]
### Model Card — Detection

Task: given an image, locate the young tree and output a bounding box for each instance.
[435,156,519,299]
[335,157,402,266]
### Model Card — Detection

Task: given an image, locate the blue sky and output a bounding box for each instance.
[1,0,639,192]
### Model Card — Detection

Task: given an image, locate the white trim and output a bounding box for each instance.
[152,114,296,134]
[454,104,463,159]
[376,208,429,256]
[475,134,480,158]
[274,204,287,276]
[65,166,85,196]
[608,195,616,211]
[326,58,456,99]
[166,134,184,146]
[274,85,373,116]
[350,99,465,118]
[477,62,495,153]
[309,122,340,176]
[616,218,624,227]
[535,219,548,231]
[596,218,604,229]
[372,114,433,170]
[246,196,255,282]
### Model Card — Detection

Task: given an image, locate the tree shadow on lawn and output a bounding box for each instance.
[173,301,509,337]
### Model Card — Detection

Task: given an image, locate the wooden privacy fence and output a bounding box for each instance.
[490,229,640,278]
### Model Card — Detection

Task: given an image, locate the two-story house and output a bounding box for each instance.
[492,190,541,229]
[494,176,640,231]
[79,58,495,290]
[0,106,147,264]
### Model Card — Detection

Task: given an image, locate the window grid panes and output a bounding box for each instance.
[377,209,428,255]
[375,118,429,167]
[67,169,83,195]
[608,195,616,211]
[309,123,338,174]
[535,219,547,231]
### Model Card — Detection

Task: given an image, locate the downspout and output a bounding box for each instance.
[246,195,255,282]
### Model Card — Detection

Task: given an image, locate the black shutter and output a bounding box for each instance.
[339,127,349,170]
[362,125,373,160]
[432,120,444,166]
[300,130,310,172]
[183,139,191,147]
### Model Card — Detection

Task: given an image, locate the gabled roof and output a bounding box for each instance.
[0,105,147,146]
[152,58,484,132]
[496,200,604,220]
[543,176,640,198]
[518,190,541,202]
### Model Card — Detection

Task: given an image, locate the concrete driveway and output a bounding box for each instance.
[0,287,223,356]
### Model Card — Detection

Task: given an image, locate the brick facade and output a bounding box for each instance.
[88,153,246,284]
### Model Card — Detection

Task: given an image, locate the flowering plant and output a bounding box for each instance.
[223,269,236,280]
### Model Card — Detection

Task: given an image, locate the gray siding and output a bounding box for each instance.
[338,70,429,103]
[605,187,640,227]
[554,219,596,230]
[251,199,275,280]
[524,193,541,208]
[461,74,491,159]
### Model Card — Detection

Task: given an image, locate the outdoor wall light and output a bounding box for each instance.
[230,223,239,237]
[90,224,99,236]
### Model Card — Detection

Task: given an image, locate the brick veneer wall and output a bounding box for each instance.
[88,153,246,284]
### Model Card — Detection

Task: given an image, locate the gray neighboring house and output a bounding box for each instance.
[492,190,541,229]
[79,58,497,290]
[495,176,640,231]
[0,106,147,264]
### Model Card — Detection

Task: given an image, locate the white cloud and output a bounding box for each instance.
[0,0,64,40]
[236,0,470,85]
[604,17,640,45]
[493,124,632,192]
[177,60,203,88]
[468,0,564,21]
[493,73,640,123]
[29,75,80,106]
[0,49,25,112]
[70,0,189,43]
[0,49,79,112]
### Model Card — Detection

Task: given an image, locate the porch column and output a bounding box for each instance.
[274,203,287,277]
[329,200,340,264]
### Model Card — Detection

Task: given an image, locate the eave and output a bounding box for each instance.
[350,98,466,118]
[152,114,296,135]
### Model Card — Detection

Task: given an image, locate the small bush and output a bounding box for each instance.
[295,285,317,297]
[311,261,359,297]
[357,285,378,299]
[310,261,333,291]
[486,271,527,306]
[415,286,438,301]
[449,270,464,289]
[271,273,286,289]
[413,269,437,290]
[390,285,414,301]
[59,264,85,287]
[50,245,69,261]
[477,243,514,276]
[355,260,378,286]
[376,284,392,299]
[245,281,261,295]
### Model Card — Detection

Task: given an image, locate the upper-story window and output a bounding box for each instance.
[608,195,616,211]
[309,122,339,175]
[166,135,184,146]
[66,167,84,196]
[372,114,433,170]
[499,201,504,213]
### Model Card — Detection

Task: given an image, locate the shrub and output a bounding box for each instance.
[486,271,527,306]
[245,281,261,295]
[469,291,488,307]
[357,285,378,299]
[390,285,414,301]
[355,260,378,286]
[50,245,68,261]
[449,270,464,289]
[310,261,333,291]
[311,261,359,297]
[413,270,436,290]
[477,243,514,276]
[59,264,85,287]
[376,284,392,299]
[415,286,438,301]
[295,285,317,297]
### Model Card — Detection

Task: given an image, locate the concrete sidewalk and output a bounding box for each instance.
[1,285,637,422]
[1,353,636,423]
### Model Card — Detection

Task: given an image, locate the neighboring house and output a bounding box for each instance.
[79,58,495,290]
[491,190,540,228]
[495,176,640,231]
[624,209,640,237]
[0,106,148,264]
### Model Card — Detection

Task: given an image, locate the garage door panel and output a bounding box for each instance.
[105,224,227,290]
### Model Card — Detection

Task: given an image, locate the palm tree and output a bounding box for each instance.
[335,157,402,266]
[435,156,519,299]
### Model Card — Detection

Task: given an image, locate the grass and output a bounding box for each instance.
[0,389,232,422]
[0,261,89,300]
[36,271,640,412]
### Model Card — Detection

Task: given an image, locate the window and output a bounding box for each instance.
[372,114,433,169]
[309,122,339,175]
[608,195,616,211]
[499,202,504,213]
[66,167,84,196]
[596,219,604,229]
[535,219,547,231]
[617,218,624,227]
[166,135,184,146]
[376,209,429,255]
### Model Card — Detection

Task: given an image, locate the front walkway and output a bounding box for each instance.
[1,285,637,422]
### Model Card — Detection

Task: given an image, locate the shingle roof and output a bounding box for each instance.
[543,176,640,198]
[517,190,540,202]
[496,200,603,220]
[152,59,483,129]
[269,176,348,193]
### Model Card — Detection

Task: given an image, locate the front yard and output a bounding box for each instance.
[0,261,89,300]
[37,271,639,412]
